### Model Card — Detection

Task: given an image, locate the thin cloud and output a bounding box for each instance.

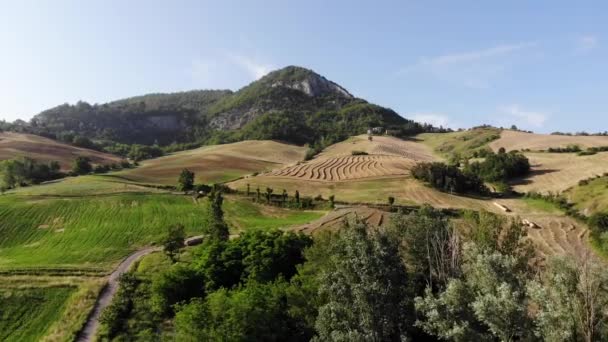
[499,104,548,128]
[228,54,274,80]
[576,35,598,54]
[398,43,535,88]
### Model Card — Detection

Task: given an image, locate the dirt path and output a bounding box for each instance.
[76,236,204,342]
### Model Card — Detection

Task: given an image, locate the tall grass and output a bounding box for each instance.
[0,286,75,342]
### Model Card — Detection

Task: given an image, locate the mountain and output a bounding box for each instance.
[28,66,435,147]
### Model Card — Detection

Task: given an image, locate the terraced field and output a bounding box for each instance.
[269,155,412,181]
[264,134,435,183]
[0,132,122,170]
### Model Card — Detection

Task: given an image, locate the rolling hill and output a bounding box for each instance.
[0,132,122,170]
[490,130,608,151]
[117,140,307,184]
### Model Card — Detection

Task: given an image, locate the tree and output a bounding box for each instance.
[314,220,413,341]
[206,191,229,241]
[162,224,186,262]
[177,168,195,192]
[72,156,92,175]
[266,187,274,204]
[589,212,608,239]
[415,243,533,342]
[528,255,608,342]
[388,196,395,208]
[295,190,300,203]
[389,206,461,293]
[174,281,297,342]
[151,264,204,315]
[328,195,335,209]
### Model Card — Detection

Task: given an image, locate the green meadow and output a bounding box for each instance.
[0,286,75,342]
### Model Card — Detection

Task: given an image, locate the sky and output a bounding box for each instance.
[0,0,606,133]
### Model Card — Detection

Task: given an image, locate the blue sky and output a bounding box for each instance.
[0,1,606,133]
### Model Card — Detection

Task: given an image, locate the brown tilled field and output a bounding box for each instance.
[266,134,436,182]
[118,140,307,185]
[511,152,608,193]
[291,206,391,234]
[268,155,412,181]
[490,130,608,151]
[0,132,122,170]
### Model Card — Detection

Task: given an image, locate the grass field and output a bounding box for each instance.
[224,197,326,232]
[0,132,122,170]
[511,152,608,193]
[490,130,608,152]
[10,175,167,197]
[566,175,608,214]
[416,127,501,159]
[0,286,75,341]
[0,186,325,270]
[0,193,208,270]
[117,140,307,185]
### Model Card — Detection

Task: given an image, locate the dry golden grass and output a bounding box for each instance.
[319,134,436,160]
[511,152,608,193]
[118,140,307,185]
[291,206,391,234]
[230,175,497,211]
[263,135,435,182]
[490,130,608,152]
[0,132,122,170]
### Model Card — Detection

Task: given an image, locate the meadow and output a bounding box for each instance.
[0,286,75,342]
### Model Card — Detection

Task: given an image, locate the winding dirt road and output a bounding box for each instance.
[76,236,204,342]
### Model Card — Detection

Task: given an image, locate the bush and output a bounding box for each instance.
[465,150,530,182]
[351,150,369,155]
[411,162,488,195]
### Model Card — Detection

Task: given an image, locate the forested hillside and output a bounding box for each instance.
[21,66,440,149]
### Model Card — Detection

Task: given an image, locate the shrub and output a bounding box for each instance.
[351,150,369,156]
[411,162,488,195]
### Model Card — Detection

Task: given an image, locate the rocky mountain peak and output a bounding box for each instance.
[265,66,353,98]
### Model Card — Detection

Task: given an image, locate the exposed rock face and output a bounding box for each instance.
[209,109,263,130]
[271,73,353,98]
[145,115,183,130]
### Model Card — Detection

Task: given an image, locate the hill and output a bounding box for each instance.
[490,130,608,151]
[27,66,432,148]
[117,140,307,185]
[0,132,122,170]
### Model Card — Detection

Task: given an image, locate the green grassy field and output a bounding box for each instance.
[224,197,326,232]
[521,197,562,214]
[0,286,75,342]
[567,175,608,214]
[416,127,501,159]
[0,189,325,271]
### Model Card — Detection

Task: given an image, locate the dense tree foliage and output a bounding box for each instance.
[465,149,530,182]
[100,205,608,341]
[411,162,488,195]
[177,168,195,192]
[0,157,62,190]
[72,156,92,175]
[314,220,413,341]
